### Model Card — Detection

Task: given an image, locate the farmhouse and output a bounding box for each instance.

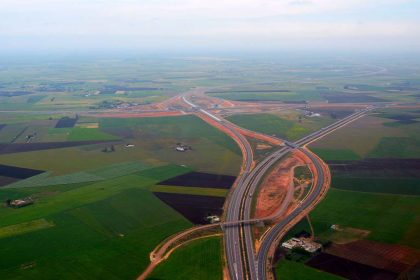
[7,197,34,208]
[206,215,220,223]
[175,143,191,152]
[282,237,322,253]
[176,146,186,152]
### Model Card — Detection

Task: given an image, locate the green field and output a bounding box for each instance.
[1,55,420,279]
[0,115,242,176]
[309,111,420,198]
[69,127,116,141]
[281,186,420,280]
[227,113,310,141]
[310,189,420,247]
[275,259,343,280]
[148,237,222,280]
[309,148,361,161]
[309,113,420,159]
[368,137,420,158]
[0,112,241,279]
[0,164,192,279]
[0,119,117,144]
[0,124,27,143]
[208,90,323,102]
[332,176,420,196]
[4,161,157,189]
[0,219,54,239]
[226,110,339,142]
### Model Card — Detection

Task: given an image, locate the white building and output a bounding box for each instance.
[281,237,322,253]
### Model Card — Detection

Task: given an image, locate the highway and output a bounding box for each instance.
[180,93,255,280]
[181,93,373,280]
[245,107,373,280]
[227,106,373,280]
[256,148,327,280]
[181,93,289,280]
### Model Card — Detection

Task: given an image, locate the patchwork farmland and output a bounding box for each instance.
[0,54,419,280]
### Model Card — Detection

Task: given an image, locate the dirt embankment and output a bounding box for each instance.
[255,151,306,219]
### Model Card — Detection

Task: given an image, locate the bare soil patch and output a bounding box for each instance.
[55,117,77,128]
[307,252,398,280]
[325,240,420,274]
[255,152,306,219]
[256,144,272,150]
[0,164,44,187]
[0,176,20,187]
[153,192,225,224]
[0,164,44,179]
[324,226,370,244]
[328,158,420,178]
[158,172,236,189]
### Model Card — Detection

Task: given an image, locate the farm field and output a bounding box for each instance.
[150,185,228,197]
[276,187,420,280]
[326,158,420,195]
[0,109,242,279]
[157,171,236,189]
[0,115,242,176]
[0,165,192,279]
[306,252,397,280]
[331,177,420,196]
[205,80,414,103]
[0,58,196,111]
[1,54,419,280]
[226,109,338,141]
[309,110,420,197]
[207,89,323,102]
[274,108,420,280]
[153,192,225,224]
[309,110,420,160]
[310,189,420,248]
[148,237,223,280]
[275,259,343,280]
[227,113,307,141]
[2,161,157,189]
[309,148,361,161]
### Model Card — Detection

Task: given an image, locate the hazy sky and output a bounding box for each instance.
[1,0,419,53]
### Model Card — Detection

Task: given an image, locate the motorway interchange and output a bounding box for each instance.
[181,93,373,280]
[137,90,374,280]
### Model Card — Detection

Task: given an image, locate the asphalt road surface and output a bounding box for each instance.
[181,94,372,280]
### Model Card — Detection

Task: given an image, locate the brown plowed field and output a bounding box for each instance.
[326,240,420,274]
